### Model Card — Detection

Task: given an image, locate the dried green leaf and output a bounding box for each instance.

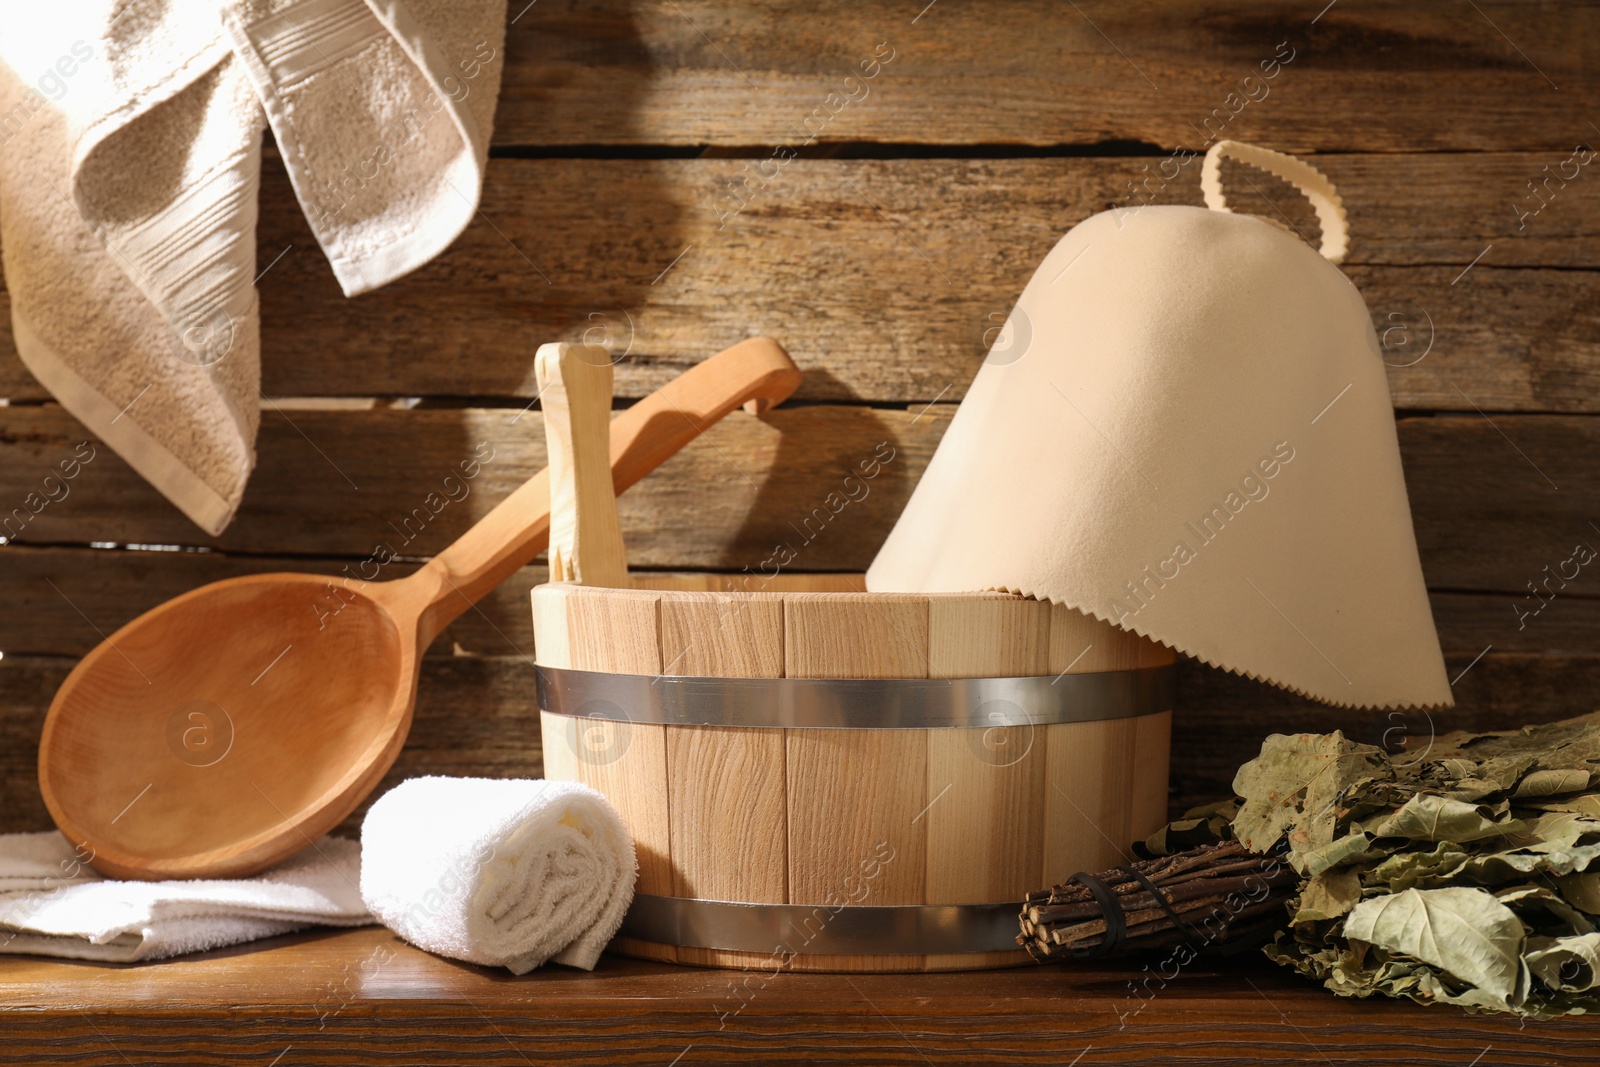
[1294,868,1362,924]
[1138,808,1234,857]
[1181,798,1241,822]
[1475,755,1538,793]
[1557,872,1600,915]
[1343,887,1526,1002]
[1371,958,1508,1011]
[1513,811,1600,848]
[1432,711,1600,768]
[1494,884,1595,935]
[1366,843,1472,892]
[1232,732,1389,854]
[1527,933,1600,992]
[1299,832,1374,877]
[1456,839,1600,883]
[1436,757,1481,781]
[1516,768,1594,798]
[1363,794,1524,844]
[1529,794,1600,818]
[1448,778,1506,803]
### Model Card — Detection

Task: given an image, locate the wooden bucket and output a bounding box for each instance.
[534,573,1174,972]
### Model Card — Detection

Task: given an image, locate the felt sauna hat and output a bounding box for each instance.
[868,141,1452,710]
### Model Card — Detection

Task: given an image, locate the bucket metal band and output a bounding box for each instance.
[535,664,1173,730]
[620,893,1022,956]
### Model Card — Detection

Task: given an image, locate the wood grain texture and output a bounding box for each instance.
[783,593,930,681]
[528,584,571,668]
[1040,602,1172,882]
[659,591,785,677]
[6,155,1597,409]
[665,725,787,905]
[551,587,675,930]
[490,1,1597,151]
[780,592,930,905]
[541,584,1162,971]
[0,547,1290,666]
[784,594,928,970]
[925,594,1049,679]
[659,591,787,969]
[783,727,929,972]
[563,586,662,673]
[536,344,631,587]
[0,561,860,668]
[4,925,1598,1065]
[923,596,1049,904]
[6,408,1589,597]
[637,573,867,593]
[0,404,934,565]
[2,564,1591,845]
[0,655,544,842]
[1041,717,1139,886]
[1048,602,1174,673]
[1036,604,1177,883]
[538,709,579,786]
[663,728,785,974]
[924,595,1051,970]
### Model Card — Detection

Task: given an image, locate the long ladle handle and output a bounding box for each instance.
[412,336,801,642]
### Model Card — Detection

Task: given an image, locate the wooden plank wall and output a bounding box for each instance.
[2,0,1597,836]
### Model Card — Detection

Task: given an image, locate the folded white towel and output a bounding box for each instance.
[0,0,506,533]
[0,831,371,962]
[360,777,638,974]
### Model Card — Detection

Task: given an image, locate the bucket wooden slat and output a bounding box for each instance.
[660,592,785,677]
[924,594,1050,969]
[555,587,675,963]
[530,584,573,671]
[1040,719,1138,885]
[1047,600,1161,672]
[534,591,585,871]
[783,592,929,679]
[1041,603,1151,886]
[566,587,662,674]
[664,725,788,968]
[660,592,788,968]
[784,593,929,972]
[539,711,582,784]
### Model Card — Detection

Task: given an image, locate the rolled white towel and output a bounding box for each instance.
[359,777,636,974]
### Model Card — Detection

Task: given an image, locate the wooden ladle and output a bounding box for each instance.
[39,337,801,879]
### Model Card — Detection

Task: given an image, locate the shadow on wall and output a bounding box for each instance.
[722,368,914,580]
[255,1,684,403]
[241,0,687,554]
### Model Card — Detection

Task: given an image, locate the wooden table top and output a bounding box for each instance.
[0,926,1591,1065]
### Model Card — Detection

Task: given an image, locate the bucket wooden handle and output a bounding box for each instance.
[413,337,801,640]
[537,344,631,588]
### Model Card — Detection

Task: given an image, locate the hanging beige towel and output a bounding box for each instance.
[0,0,507,533]
[868,142,1452,710]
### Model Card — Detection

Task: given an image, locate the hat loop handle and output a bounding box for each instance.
[1200,140,1349,265]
